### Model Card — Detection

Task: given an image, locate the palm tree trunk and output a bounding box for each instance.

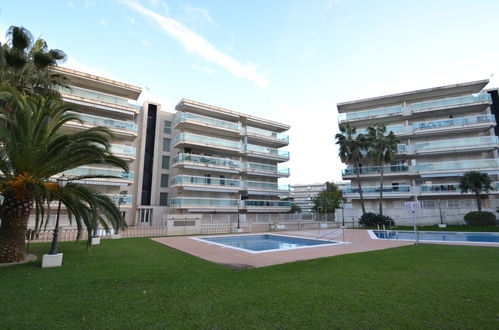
[379,165,384,215]
[476,193,482,212]
[0,195,33,263]
[354,164,366,215]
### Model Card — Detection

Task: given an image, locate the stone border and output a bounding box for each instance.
[0,253,37,267]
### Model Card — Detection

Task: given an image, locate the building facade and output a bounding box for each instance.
[291,183,326,213]
[337,79,499,214]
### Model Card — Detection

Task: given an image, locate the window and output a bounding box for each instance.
[465,199,477,208]
[139,209,151,223]
[422,200,436,209]
[161,174,169,187]
[159,193,168,206]
[447,200,460,209]
[220,175,225,186]
[163,138,170,151]
[164,120,172,134]
[162,156,170,169]
[205,174,211,185]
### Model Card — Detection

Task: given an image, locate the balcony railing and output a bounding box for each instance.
[171,175,240,187]
[104,194,133,205]
[243,200,291,207]
[416,158,499,172]
[173,133,242,151]
[170,197,238,207]
[68,112,138,133]
[420,182,499,193]
[58,86,139,109]
[409,93,491,112]
[245,181,291,191]
[246,126,289,142]
[243,162,290,176]
[246,144,290,159]
[110,144,136,157]
[172,153,241,170]
[414,136,499,152]
[173,113,241,132]
[338,105,403,122]
[342,185,411,194]
[355,124,406,136]
[412,114,495,132]
[343,164,409,176]
[65,166,134,180]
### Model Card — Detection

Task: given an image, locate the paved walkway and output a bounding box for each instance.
[151,229,413,269]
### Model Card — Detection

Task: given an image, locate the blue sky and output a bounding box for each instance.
[2,0,499,185]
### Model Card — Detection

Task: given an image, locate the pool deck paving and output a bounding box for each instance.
[151,229,414,269]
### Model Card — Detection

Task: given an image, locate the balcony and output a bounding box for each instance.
[245,144,290,162]
[171,175,240,193]
[64,166,134,186]
[173,133,242,154]
[342,185,412,199]
[409,93,491,116]
[241,199,291,212]
[110,144,136,160]
[173,112,241,136]
[170,197,238,211]
[355,124,407,137]
[243,162,290,177]
[65,112,139,137]
[342,164,410,177]
[244,181,291,196]
[172,153,241,173]
[414,136,499,155]
[104,194,133,205]
[245,126,289,146]
[416,158,499,177]
[338,105,403,123]
[419,182,499,195]
[412,115,495,136]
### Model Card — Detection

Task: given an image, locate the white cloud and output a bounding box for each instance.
[191,63,215,75]
[130,18,135,24]
[67,2,76,9]
[98,19,107,26]
[140,39,150,46]
[84,1,96,8]
[122,0,269,88]
[184,3,214,25]
[63,58,118,81]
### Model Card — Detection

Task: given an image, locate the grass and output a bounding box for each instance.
[2,239,499,329]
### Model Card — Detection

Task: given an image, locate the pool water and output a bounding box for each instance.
[371,230,499,244]
[196,234,339,253]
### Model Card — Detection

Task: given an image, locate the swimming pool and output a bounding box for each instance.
[194,234,340,253]
[370,230,499,244]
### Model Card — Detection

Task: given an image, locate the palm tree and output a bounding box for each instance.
[459,171,493,212]
[366,123,399,215]
[335,123,367,215]
[0,87,128,263]
[312,181,345,214]
[0,26,68,94]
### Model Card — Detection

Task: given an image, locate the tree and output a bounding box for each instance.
[0,26,67,94]
[289,203,302,214]
[459,171,493,212]
[366,123,399,215]
[0,87,128,263]
[312,182,345,214]
[335,123,367,215]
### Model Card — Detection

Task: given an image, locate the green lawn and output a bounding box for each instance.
[1,239,499,329]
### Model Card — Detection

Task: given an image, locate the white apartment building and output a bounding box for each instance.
[291,183,326,213]
[337,79,499,213]
[169,99,291,214]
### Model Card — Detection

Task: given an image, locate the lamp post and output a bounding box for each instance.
[49,174,68,255]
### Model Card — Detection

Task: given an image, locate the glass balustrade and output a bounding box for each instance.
[355,125,406,136]
[339,105,403,122]
[343,164,409,176]
[415,136,499,151]
[172,153,241,169]
[244,200,291,207]
[110,144,136,156]
[171,175,240,187]
[246,126,289,142]
[104,194,133,205]
[170,198,238,207]
[342,185,411,194]
[245,182,291,191]
[65,167,134,180]
[68,111,138,132]
[416,158,499,172]
[246,144,290,158]
[174,133,242,150]
[173,113,241,131]
[409,93,491,112]
[58,86,137,108]
[397,144,407,154]
[420,183,460,193]
[412,115,495,131]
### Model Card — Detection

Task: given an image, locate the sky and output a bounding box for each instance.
[2,0,499,186]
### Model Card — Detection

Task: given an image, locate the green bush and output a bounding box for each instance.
[359,212,395,227]
[464,211,497,226]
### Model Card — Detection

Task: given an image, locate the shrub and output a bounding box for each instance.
[359,213,395,227]
[464,211,496,226]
